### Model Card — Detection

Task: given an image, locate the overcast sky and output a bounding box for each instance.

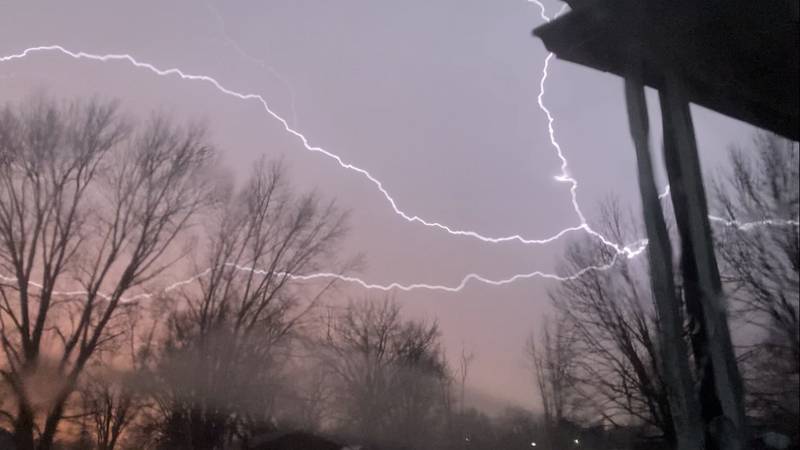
[0,0,759,411]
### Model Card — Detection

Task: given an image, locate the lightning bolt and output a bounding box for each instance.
[0,45,611,249]
[709,215,800,230]
[0,7,640,298]
[0,1,794,298]
[0,4,646,302]
[0,43,651,266]
[1,7,643,298]
[528,1,650,262]
[0,251,629,302]
[658,185,800,230]
[528,0,568,23]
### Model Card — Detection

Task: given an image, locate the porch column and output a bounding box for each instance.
[624,73,704,450]
[659,70,747,450]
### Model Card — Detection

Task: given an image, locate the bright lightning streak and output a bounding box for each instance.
[528,0,553,23]
[709,215,800,230]
[529,3,798,255]
[248,253,628,292]
[6,200,795,301]
[0,23,644,299]
[659,185,800,230]
[1,2,792,298]
[0,248,631,302]
[0,45,611,249]
[0,24,644,299]
[531,3,645,260]
[528,1,568,23]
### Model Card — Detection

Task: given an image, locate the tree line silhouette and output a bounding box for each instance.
[0,95,797,449]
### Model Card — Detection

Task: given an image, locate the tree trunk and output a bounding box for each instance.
[13,404,35,450]
[38,391,70,450]
[625,75,705,450]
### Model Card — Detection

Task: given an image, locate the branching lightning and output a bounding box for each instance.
[527,2,648,262]
[708,216,800,230]
[0,255,624,302]
[0,1,796,298]
[659,185,800,229]
[1,45,608,249]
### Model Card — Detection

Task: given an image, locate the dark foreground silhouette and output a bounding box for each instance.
[247,431,342,450]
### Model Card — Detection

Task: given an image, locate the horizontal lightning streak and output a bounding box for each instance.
[5,202,797,301]
[0,252,628,302]
[221,257,629,294]
[8,199,795,301]
[659,185,800,230]
[708,215,800,230]
[0,45,593,248]
[0,36,639,299]
[0,33,632,297]
[1,2,794,297]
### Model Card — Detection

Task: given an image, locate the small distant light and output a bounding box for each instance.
[531,442,537,447]
[574,438,580,445]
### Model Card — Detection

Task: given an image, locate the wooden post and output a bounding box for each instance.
[660,70,747,450]
[624,74,704,450]
[660,88,724,448]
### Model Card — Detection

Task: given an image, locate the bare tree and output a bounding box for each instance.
[278,356,335,432]
[456,344,474,414]
[526,313,576,446]
[0,95,214,450]
[81,370,136,450]
[322,297,448,449]
[76,312,157,450]
[149,158,350,449]
[713,133,799,438]
[548,200,676,444]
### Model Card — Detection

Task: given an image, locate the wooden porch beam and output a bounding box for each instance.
[659,71,748,449]
[624,73,704,450]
